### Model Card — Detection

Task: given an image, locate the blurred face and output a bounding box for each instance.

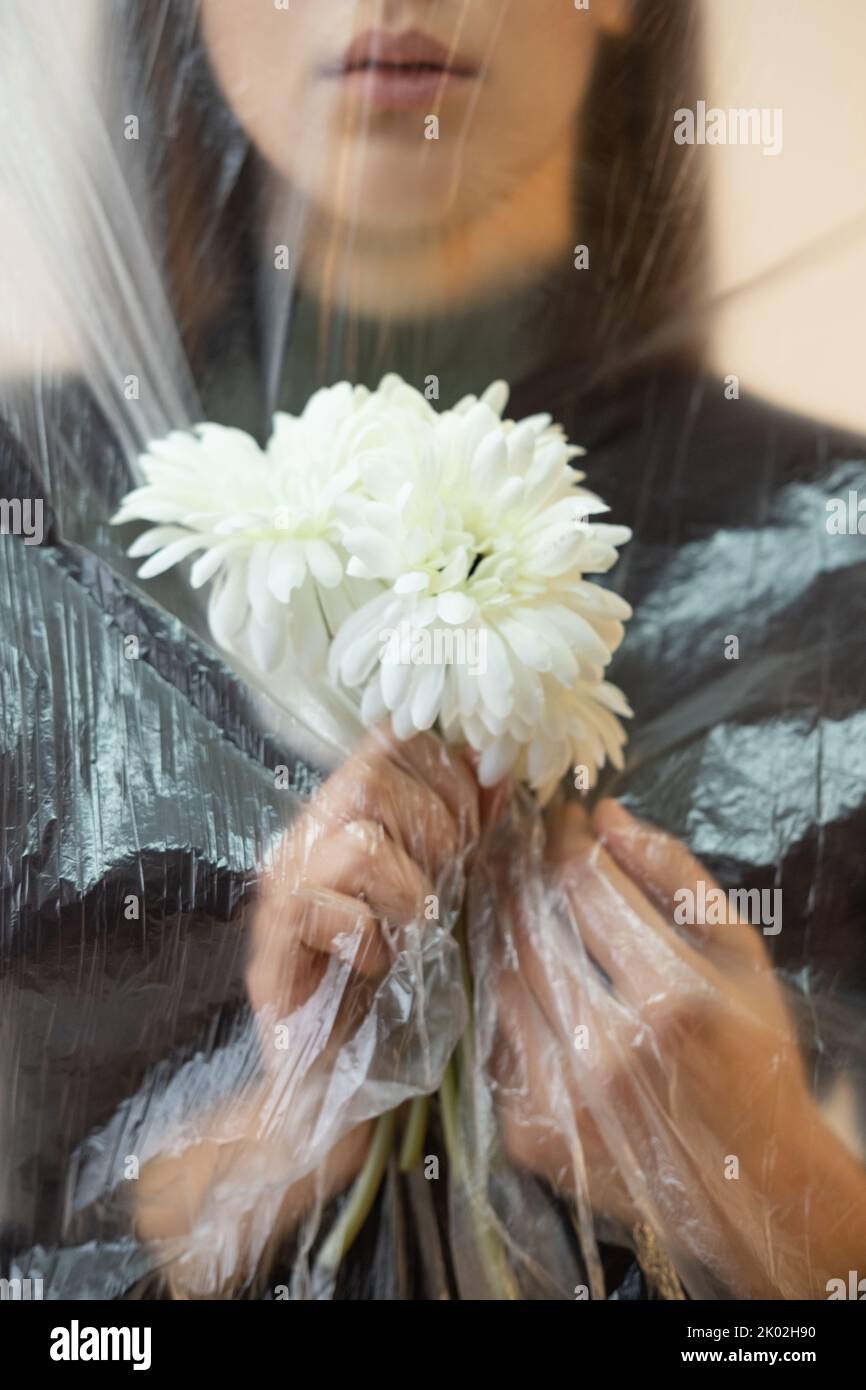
[199,0,628,236]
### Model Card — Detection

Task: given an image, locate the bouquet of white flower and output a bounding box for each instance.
[113,374,632,1294]
[113,374,632,800]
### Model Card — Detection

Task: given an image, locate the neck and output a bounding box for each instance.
[292,139,576,322]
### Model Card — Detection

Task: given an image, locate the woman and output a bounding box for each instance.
[2,0,866,1300]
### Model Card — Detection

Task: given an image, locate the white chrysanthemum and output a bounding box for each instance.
[114,373,632,798]
[111,383,375,672]
[327,375,633,798]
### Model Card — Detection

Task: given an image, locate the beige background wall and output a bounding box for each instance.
[704,0,866,432]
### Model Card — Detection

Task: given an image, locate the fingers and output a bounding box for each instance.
[247,911,331,1020]
[378,727,480,847]
[593,800,769,964]
[308,725,481,892]
[593,799,709,918]
[255,818,434,997]
[249,732,465,1029]
[254,885,385,993]
[317,745,459,878]
[549,819,693,1010]
[293,888,388,976]
[301,819,432,925]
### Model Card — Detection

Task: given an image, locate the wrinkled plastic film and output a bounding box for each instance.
[1,1,865,1302]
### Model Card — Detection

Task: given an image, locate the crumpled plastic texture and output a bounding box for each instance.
[1,1,866,1302]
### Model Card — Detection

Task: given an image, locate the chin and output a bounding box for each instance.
[308,164,467,238]
[337,192,457,236]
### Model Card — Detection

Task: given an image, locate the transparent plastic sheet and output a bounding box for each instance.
[1,1,866,1303]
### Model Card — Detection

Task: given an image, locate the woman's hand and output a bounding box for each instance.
[247,725,479,1035]
[494,798,866,1298]
[136,726,478,1298]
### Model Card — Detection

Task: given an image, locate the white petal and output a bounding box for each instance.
[329,591,392,671]
[267,541,307,602]
[480,630,515,717]
[127,525,190,557]
[346,556,375,579]
[247,543,279,625]
[459,401,500,457]
[339,624,386,688]
[471,431,507,495]
[478,736,520,786]
[304,539,343,589]
[248,615,285,673]
[208,562,249,640]
[481,380,510,417]
[410,596,440,628]
[361,679,389,728]
[437,547,471,590]
[436,591,475,624]
[137,534,205,578]
[391,703,418,741]
[343,527,393,577]
[190,543,233,588]
[497,617,553,671]
[410,664,446,732]
[394,571,430,595]
[381,657,413,711]
[594,680,633,719]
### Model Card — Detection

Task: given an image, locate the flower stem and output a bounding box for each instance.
[398,1094,430,1172]
[440,913,520,1300]
[439,1053,461,1170]
[316,1108,396,1276]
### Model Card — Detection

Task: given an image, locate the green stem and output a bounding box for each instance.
[440,913,520,1300]
[398,1094,430,1172]
[439,1053,461,1175]
[316,1109,396,1275]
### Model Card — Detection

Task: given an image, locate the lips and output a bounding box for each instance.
[321,28,477,110]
